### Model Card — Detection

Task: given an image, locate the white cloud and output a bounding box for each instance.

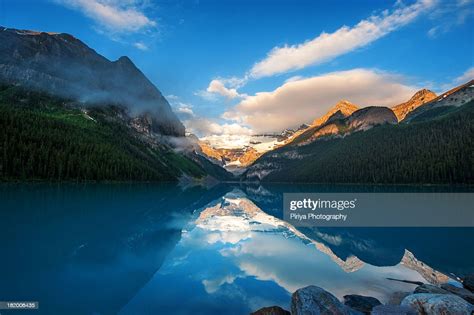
[184,118,221,136]
[199,135,254,149]
[207,79,241,99]
[427,0,473,38]
[176,104,194,116]
[166,94,179,100]
[438,67,474,91]
[55,0,156,34]
[427,26,440,38]
[198,77,248,100]
[181,109,254,148]
[182,113,255,148]
[168,97,195,120]
[223,69,418,133]
[454,67,474,84]
[194,90,219,102]
[197,0,434,103]
[133,42,149,50]
[170,95,253,140]
[284,75,304,83]
[249,0,434,78]
[184,117,253,137]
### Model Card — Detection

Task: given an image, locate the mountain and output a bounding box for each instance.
[198,124,311,173]
[199,100,391,173]
[278,123,311,140]
[242,83,474,184]
[197,142,263,171]
[243,101,473,183]
[0,84,234,182]
[392,89,437,121]
[403,79,474,122]
[346,106,397,130]
[0,26,184,136]
[287,103,396,146]
[0,27,233,182]
[312,100,359,127]
[197,140,226,165]
[280,100,359,146]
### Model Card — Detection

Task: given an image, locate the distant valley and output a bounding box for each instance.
[197,124,309,174]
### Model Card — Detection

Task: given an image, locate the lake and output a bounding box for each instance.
[0,183,472,315]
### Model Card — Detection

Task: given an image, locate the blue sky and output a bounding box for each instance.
[1,0,473,140]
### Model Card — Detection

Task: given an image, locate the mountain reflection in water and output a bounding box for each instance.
[0,183,472,315]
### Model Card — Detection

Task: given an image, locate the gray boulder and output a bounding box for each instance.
[414,284,450,294]
[291,285,361,315]
[440,283,474,304]
[370,305,417,315]
[251,306,290,315]
[387,291,411,305]
[401,293,474,315]
[343,295,381,314]
[463,274,474,292]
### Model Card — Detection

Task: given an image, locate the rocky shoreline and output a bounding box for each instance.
[252,274,474,315]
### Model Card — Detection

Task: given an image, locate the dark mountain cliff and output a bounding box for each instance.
[0,84,234,182]
[0,26,184,136]
[0,27,233,182]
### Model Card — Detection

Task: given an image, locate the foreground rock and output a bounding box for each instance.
[251,306,290,315]
[414,283,451,294]
[387,291,411,305]
[342,295,381,314]
[401,293,474,315]
[259,282,474,315]
[440,283,474,304]
[371,305,417,315]
[414,283,474,304]
[463,274,474,292]
[291,286,361,315]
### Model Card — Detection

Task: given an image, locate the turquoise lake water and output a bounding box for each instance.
[0,183,472,315]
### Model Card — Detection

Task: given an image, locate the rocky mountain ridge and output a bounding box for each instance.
[0,26,184,136]
[404,79,474,122]
[312,100,359,127]
[392,89,437,121]
[242,81,473,183]
[346,106,398,131]
[197,142,263,169]
[0,26,234,182]
[288,103,397,147]
[198,85,468,172]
